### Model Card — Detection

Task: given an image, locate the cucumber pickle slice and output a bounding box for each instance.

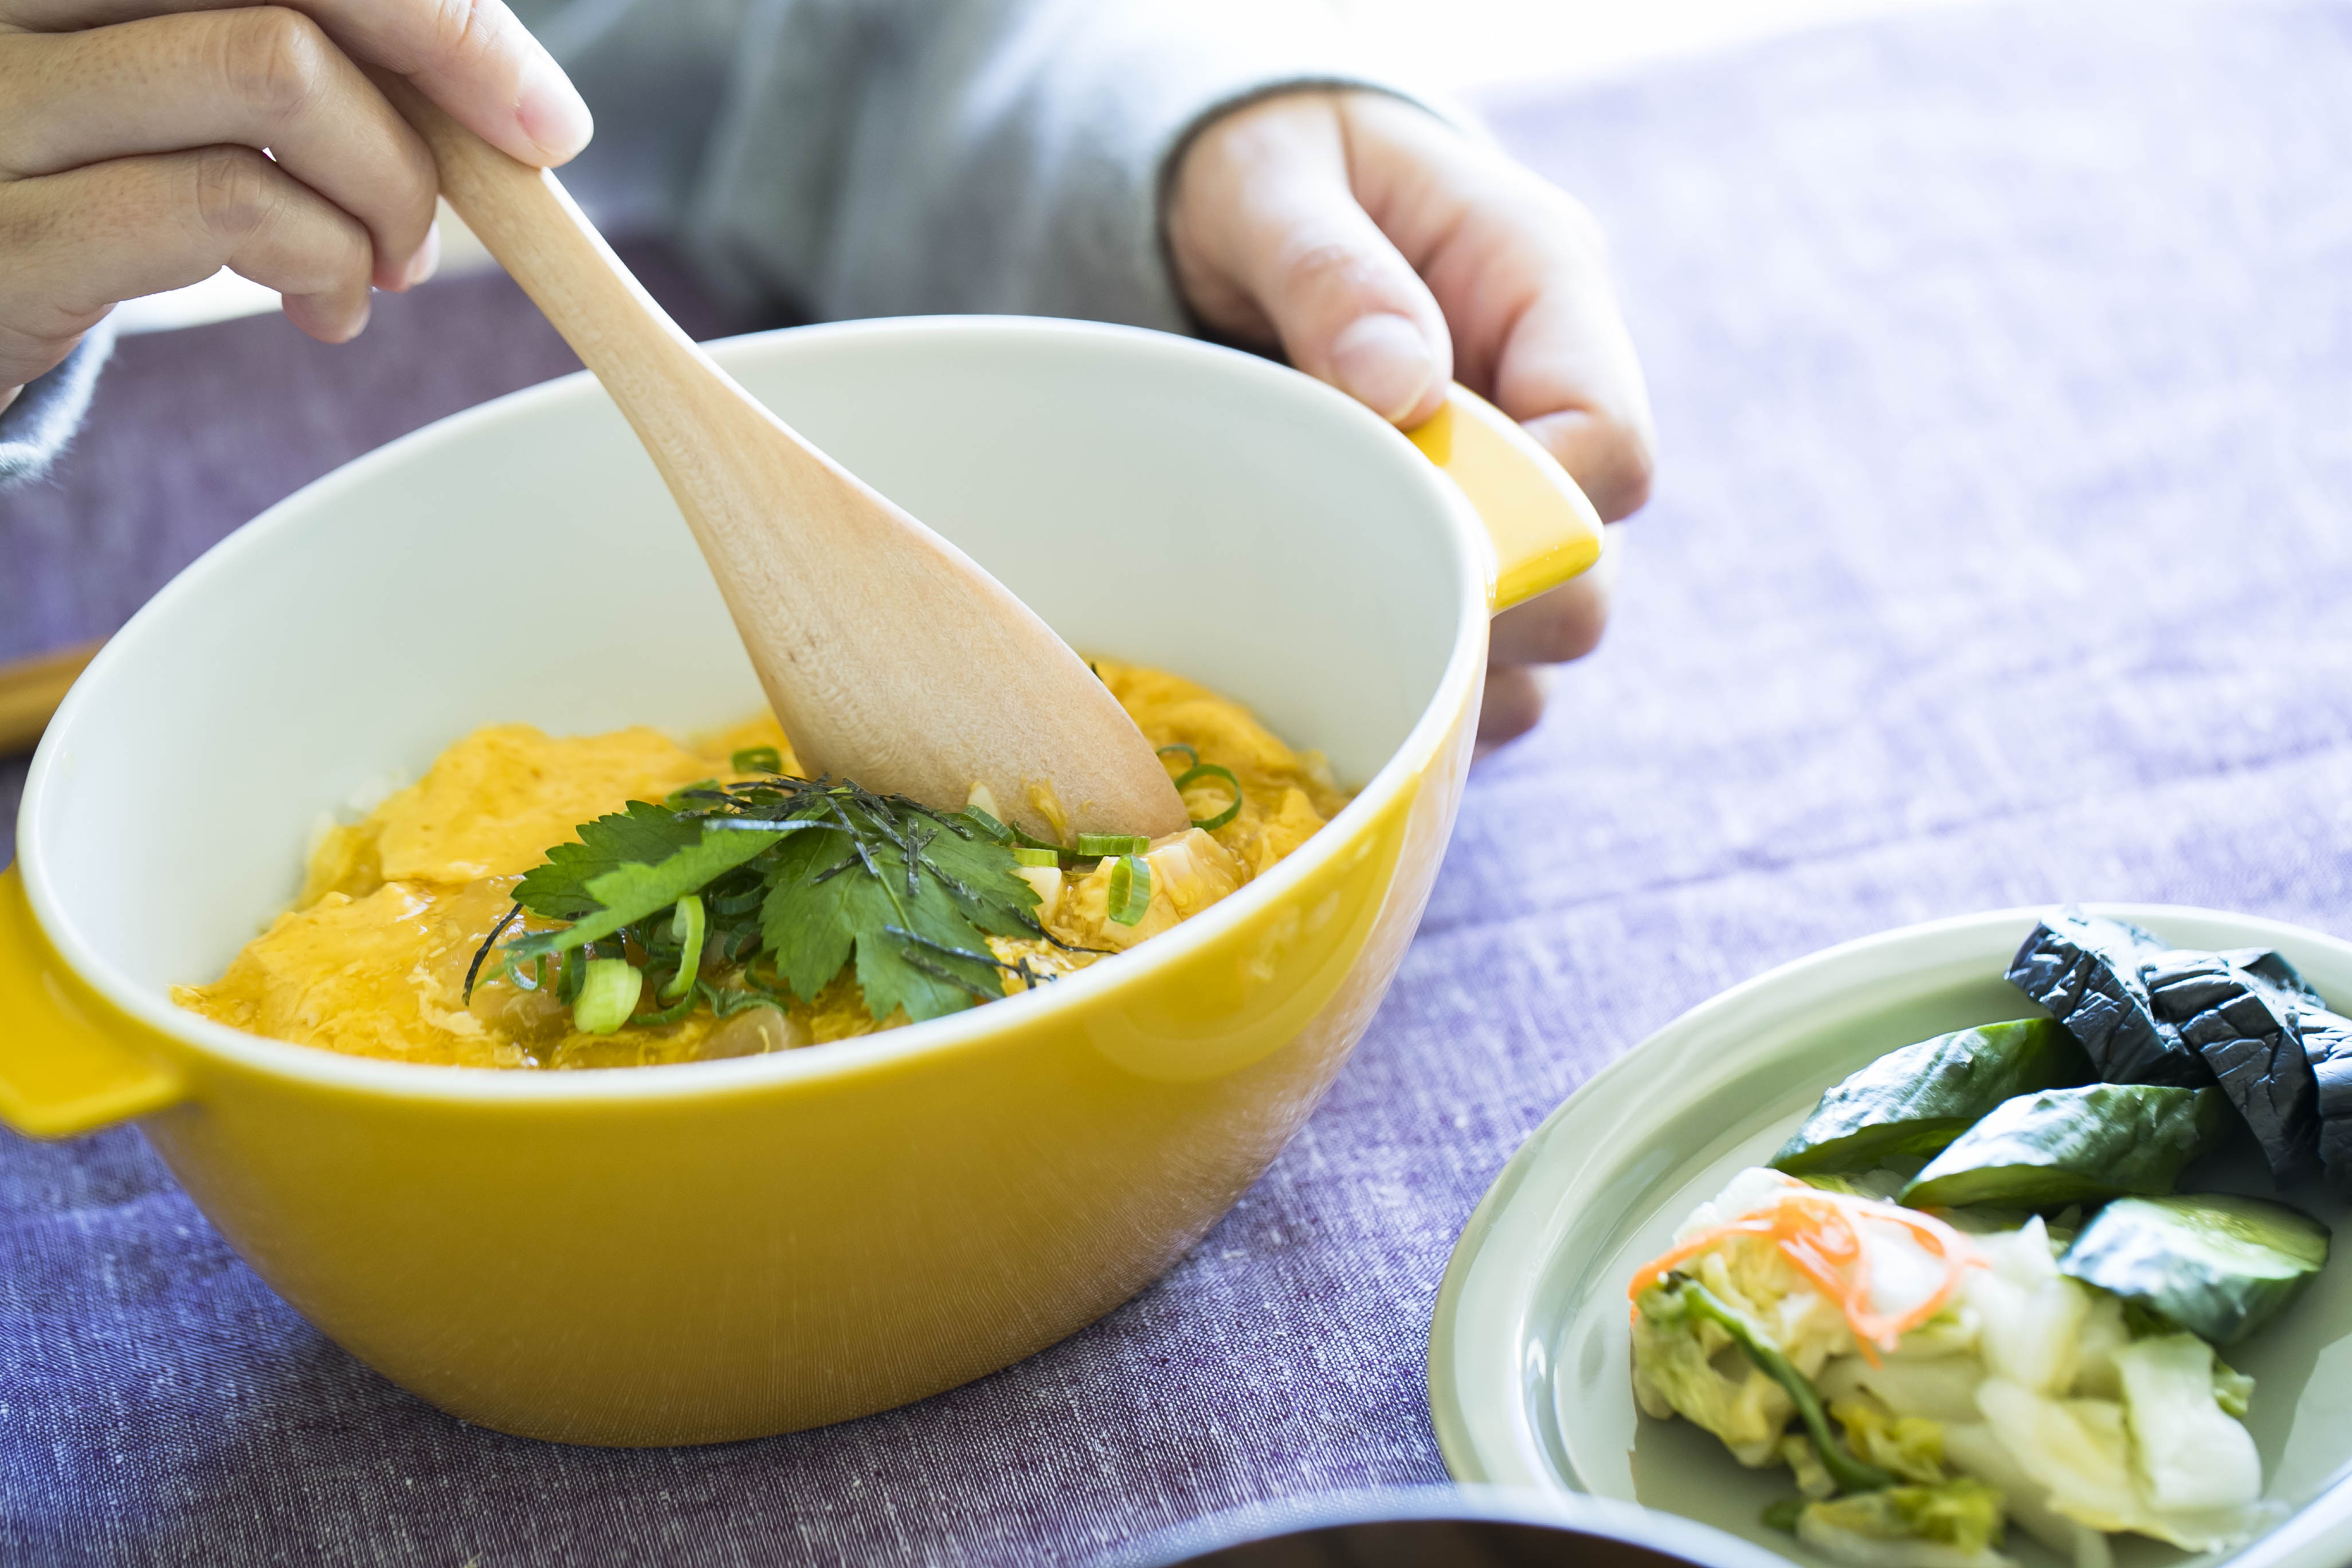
[2061,1193,2330,1344]
[1901,1084,2228,1209]
[1770,1020,2090,1174]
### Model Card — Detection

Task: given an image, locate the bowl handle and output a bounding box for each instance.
[1408,384,1607,612]
[0,865,185,1138]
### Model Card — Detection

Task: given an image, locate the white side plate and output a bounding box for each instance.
[1429,905,2352,1568]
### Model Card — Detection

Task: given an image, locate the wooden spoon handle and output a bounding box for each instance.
[384,81,1188,840]
[383,81,781,500]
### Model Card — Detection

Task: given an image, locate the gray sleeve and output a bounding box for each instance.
[0,322,115,492]
[540,0,1409,331]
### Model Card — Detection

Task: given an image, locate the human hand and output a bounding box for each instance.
[0,0,592,402]
[1166,89,1655,751]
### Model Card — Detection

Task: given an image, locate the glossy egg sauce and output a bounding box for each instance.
[174,660,1350,1069]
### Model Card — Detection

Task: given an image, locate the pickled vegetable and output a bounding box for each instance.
[2299,1012,2352,1199]
[2060,1193,2330,1344]
[1901,1084,2228,1209]
[1782,1480,2010,1568]
[2144,951,2321,1180]
[2217,948,2328,1009]
[1770,1021,2090,1175]
[2005,910,2210,1087]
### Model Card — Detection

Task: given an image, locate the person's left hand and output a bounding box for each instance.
[1166,88,1655,752]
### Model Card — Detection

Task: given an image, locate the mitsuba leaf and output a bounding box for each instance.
[921,814,1047,940]
[501,778,1049,1030]
[759,827,873,1004]
[758,812,1040,1023]
[513,801,704,920]
[509,821,810,962]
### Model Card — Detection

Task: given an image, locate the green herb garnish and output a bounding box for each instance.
[1106,854,1153,926]
[660,895,706,1001]
[1173,762,1244,832]
[574,958,644,1034]
[1076,832,1150,857]
[468,773,1124,1037]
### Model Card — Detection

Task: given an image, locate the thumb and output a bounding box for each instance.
[1172,97,1451,425]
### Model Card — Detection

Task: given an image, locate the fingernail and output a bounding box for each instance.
[404,221,442,288]
[516,56,594,163]
[1329,312,1438,424]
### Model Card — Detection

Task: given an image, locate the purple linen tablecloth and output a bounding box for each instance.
[7,1,2352,1562]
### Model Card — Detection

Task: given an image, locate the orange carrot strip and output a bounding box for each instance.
[1625,1185,1984,1362]
[1625,1215,1780,1302]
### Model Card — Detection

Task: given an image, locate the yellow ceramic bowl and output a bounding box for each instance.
[0,317,1598,1445]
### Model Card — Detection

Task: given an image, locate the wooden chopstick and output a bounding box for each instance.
[0,639,103,757]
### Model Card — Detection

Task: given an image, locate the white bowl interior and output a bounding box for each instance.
[1432,905,2352,1568]
[27,319,1473,993]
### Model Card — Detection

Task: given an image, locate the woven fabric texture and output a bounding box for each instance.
[6,1,2351,1562]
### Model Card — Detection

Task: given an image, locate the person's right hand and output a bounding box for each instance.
[0,0,593,411]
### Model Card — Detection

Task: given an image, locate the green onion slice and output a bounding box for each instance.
[635,983,702,1028]
[1077,832,1150,857]
[1107,853,1152,926]
[1174,763,1243,832]
[556,946,587,1005]
[961,806,1012,843]
[574,958,644,1034]
[730,746,784,775]
[1012,846,1060,868]
[1156,743,1199,769]
[660,894,707,1001]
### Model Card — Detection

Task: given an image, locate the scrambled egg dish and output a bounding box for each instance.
[175,660,1347,1069]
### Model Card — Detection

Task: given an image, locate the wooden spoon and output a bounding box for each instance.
[386,84,1186,842]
